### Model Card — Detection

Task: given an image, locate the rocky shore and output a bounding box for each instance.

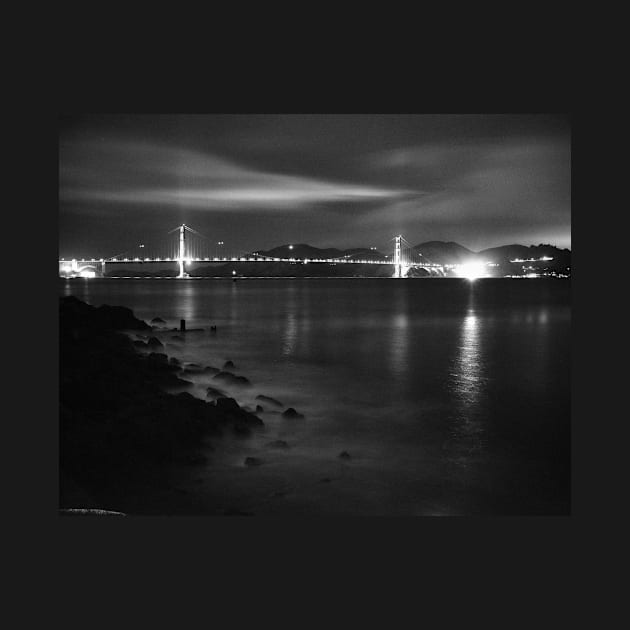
[59,296,271,512]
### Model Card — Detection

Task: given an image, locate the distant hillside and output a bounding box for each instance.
[413,241,475,265]
[256,243,388,261]
[477,244,571,264]
[413,240,569,262]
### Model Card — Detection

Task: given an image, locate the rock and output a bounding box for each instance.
[202,366,220,374]
[176,378,194,387]
[244,457,262,467]
[215,397,241,413]
[210,326,217,332]
[181,365,204,375]
[338,451,351,460]
[213,371,251,387]
[147,336,163,348]
[205,385,227,399]
[267,440,289,449]
[214,397,263,427]
[93,303,151,330]
[133,340,148,348]
[282,407,304,419]
[151,317,166,324]
[255,404,264,413]
[169,357,181,366]
[148,352,168,363]
[223,360,235,369]
[255,394,283,408]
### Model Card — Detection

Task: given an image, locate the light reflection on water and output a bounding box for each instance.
[453,309,483,406]
[282,312,298,356]
[445,285,488,467]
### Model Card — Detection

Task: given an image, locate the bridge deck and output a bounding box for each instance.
[59,257,443,267]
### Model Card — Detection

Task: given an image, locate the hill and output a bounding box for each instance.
[413,241,475,265]
[256,244,388,262]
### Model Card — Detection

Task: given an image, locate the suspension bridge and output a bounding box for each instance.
[59,224,445,279]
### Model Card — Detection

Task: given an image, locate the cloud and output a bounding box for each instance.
[359,137,571,248]
[59,139,407,211]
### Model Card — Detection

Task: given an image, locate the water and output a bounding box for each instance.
[61,277,571,515]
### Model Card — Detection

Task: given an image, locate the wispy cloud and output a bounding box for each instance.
[360,138,571,249]
[60,139,407,210]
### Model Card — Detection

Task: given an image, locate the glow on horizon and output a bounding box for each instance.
[456,261,487,281]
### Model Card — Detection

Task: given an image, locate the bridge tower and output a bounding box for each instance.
[393,235,402,278]
[178,224,188,278]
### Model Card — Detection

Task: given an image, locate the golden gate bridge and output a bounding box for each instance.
[59,224,445,279]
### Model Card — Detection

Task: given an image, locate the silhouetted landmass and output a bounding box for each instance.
[256,243,388,261]
[414,241,571,275]
[413,241,475,264]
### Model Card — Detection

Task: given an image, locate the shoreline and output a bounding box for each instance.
[59,296,289,515]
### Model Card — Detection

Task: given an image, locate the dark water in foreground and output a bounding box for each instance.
[62,277,570,515]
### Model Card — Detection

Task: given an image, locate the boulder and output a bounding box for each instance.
[244,457,262,467]
[223,360,235,369]
[169,357,181,366]
[205,385,227,399]
[151,317,166,324]
[133,340,148,349]
[94,304,151,330]
[213,371,251,387]
[255,404,264,413]
[202,366,220,374]
[148,352,168,363]
[255,394,283,408]
[267,440,289,449]
[338,451,351,460]
[215,397,241,413]
[282,407,304,419]
[147,337,163,348]
[181,364,204,375]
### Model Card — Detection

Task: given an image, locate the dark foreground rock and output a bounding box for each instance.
[206,385,227,399]
[255,394,283,408]
[282,407,304,419]
[215,397,263,426]
[213,371,251,387]
[267,440,289,449]
[59,296,262,507]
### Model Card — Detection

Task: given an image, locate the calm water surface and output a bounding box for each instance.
[62,277,571,515]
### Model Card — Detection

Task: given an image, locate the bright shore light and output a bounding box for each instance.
[457,261,487,281]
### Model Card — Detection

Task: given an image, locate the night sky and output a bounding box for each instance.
[59,114,570,259]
